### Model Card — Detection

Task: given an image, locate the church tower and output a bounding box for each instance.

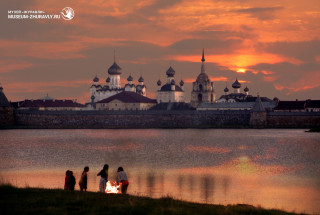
[107,55,122,89]
[190,49,215,108]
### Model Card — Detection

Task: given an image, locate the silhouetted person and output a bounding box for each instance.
[64,170,71,190]
[69,171,76,191]
[117,167,129,194]
[79,166,89,191]
[97,164,109,192]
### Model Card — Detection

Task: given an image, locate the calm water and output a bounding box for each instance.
[0,129,319,214]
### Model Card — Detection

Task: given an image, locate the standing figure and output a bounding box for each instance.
[69,171,76,191]
[97,164,109,192]
[117,167,129,194]
[64,170,71,190]
[79,166,89,191]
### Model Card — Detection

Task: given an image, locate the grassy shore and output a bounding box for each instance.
[0,185,305,215]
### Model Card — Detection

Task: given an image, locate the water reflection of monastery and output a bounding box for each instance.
[2,49,320,112]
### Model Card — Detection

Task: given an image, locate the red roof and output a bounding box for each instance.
[97,91,156,104]
[19,99,85,108]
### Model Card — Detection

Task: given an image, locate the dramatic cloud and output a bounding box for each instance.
[232,7,284,20]
[0,0,319,102]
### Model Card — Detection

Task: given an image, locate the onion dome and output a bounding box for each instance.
[232,78,241,89]
[180,80,184,86]
[106,77,110,83]
[127,75,133,82]
[171,79,175,85]
[138,76,144,82]
[93,76,99,82]
[166,66,175,77]
[157,79,162,86]
[108,62,122,75]
[244,86,249,92]
[224,87,229,93]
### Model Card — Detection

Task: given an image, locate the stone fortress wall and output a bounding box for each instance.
[0,107,14,128]
[11,109,320,129]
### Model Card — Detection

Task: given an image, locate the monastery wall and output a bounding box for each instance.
[267,112,320,128]
[0,107,14,128]
[10,110,320,129]
[14,110,251,128]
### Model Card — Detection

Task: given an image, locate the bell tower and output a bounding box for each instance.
[190,49,215,108]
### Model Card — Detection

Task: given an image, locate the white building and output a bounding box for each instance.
[156,66,185,103]
[90,58,147,103]
[96,91,156,111]
[216,79,251,103]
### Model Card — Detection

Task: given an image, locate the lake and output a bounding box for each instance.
[0,129,319,214]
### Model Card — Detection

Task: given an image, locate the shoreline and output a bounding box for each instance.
[0,126,317,130]
[0,185,306,215]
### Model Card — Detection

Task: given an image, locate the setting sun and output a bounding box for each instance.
[236,69,247,73]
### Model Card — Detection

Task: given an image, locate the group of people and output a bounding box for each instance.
[64,164,129,194]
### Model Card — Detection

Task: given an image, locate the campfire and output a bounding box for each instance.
[105,181,121,194]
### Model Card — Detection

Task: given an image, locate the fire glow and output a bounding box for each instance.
[105,181,120,194]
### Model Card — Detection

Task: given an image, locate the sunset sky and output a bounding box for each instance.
[1,0,320,103]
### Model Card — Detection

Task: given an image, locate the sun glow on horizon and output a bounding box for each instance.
[236,68,247,73]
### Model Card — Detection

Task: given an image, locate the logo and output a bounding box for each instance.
[61,7,74,20]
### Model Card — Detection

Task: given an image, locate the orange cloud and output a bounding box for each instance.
[158,0,320,42]
[64,92,90,104]
[0,60,33,73]
[239,80,251,83]
[184,76,228,83]
[172,53,302,71]
[211,76,229,82]
[273,71,320,92]
[187,146,231,154]
[0,36,126,60]
[264,76,277,82]
[0,40,85,60]
[4,80,90,94]
[184,78,196,83]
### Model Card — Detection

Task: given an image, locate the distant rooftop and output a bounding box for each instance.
[274,101,306,110]
[19,99,85,108]
[198,101,276,110]
[97,91,156,104]
[0,86,10,107]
